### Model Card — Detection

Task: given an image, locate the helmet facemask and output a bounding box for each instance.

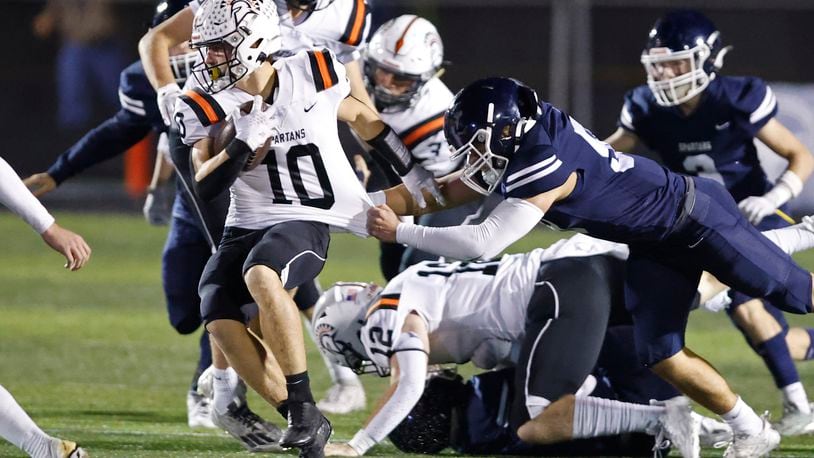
[364,59,428,113]
[641,40,713,106]
[190,0,282,93]
[169,45,201,85]
[450,103,510,196]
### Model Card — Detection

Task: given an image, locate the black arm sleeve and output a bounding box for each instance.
[193,139,252,201]
[367,125,414,176]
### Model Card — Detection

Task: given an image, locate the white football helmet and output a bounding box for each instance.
[364,15,444,112]
[190,0,282,93]
[312,282,382,374]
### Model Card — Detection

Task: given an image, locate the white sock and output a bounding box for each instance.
[782,382,811,413]
[572,396,664,438]
[721,396,763,436]
[762,223,814,255]
[0,384,54,457]
[212,367,239,415]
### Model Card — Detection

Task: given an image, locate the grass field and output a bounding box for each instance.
[2,212,814,457]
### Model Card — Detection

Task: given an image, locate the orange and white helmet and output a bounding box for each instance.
[364,15,444,112]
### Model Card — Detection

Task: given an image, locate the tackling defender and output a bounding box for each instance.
[366,77,814,457]
[605,10,814,435]
[0,156,90,458]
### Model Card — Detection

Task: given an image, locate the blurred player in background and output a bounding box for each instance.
[0,156,90,458]
[605,10,814,435]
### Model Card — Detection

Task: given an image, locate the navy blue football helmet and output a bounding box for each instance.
[152,0,199,85]
[444,77,541,195]
[641,10,731,106]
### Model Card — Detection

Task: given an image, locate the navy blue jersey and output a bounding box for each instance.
[618,76,778,202]
[46,60,164,184]
[501,102,686,244]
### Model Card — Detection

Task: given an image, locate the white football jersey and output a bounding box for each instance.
[275,0,370,64]
[379,78,460,177]
[188,0,370,63]
[360,234,629,373]
[175,49,372,235]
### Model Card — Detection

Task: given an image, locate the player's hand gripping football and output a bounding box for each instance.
[232,95,275,152]
[401,164,445,209]
[23,173,57,197]
[41,223,91,271]
[367,204,400,243]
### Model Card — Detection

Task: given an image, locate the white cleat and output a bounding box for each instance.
[723,414,780,457]
[197,365,216,400]
[211,399,284,453]
[651,397,700,458]
[773,402,814,436]
[692,412,733,447]
[53,439,88,458]
[316,382,366,415]
[187,390,217,429]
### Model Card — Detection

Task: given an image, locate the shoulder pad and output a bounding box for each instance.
[178,88,227,127]
[338,0,370,47]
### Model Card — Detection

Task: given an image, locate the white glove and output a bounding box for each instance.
[738,170,804,225]
[157,83,183,127]
[737,195,777,225]
[700,289,732,313]
[143,183,174,226]
[232,95,274,151]
[401,164,445,209]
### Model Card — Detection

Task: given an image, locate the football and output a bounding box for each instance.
[212,100,270,171]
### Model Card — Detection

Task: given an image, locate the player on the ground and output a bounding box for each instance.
[604,10,814,436]
[0,156,90,458]
[316,222,814,457]
[365,76,814,457]
[180,1,438,455]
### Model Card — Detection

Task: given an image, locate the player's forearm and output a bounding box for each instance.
[0,157,54,233]
[139,19,190,90]
[396,198,543,260]
[382,171,475,216]
[785,147,814,184]
[47,112,153,184]
[193,140,250,200]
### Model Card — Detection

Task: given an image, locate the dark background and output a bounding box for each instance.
[3,0,813,206]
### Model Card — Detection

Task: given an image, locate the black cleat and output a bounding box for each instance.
[279,401,325,449]
[298,415,332,458]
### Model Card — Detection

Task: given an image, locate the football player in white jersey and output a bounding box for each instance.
[178,2,439,456]
[0,156,90,458]
[313,224,814,457]
[360,15,493,279]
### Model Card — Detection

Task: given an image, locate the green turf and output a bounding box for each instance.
[1,212,814,457]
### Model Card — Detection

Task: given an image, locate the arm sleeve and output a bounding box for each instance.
[0,157,54,233]
[47,109,153,184]
[396,197,544,260]
[349,333,428,454]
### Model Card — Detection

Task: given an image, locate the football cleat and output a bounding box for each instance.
[651,397,700,458]
[187,390,217,429]
[212,399,284,452]
[297,414,332,458]
[693,412,733,447]
[773,401,814,436]
[280,401,326,449]
[316,382,366,415]
[723,413,781,457]
[54,439,88,458]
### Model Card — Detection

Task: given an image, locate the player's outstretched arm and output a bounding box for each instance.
[377,171,477,217]
[604,127,641,153]
[0,157,90,270]
[327,313,430,457]
[338,95,443,208]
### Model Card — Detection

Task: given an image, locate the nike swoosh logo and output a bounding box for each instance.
[715,121,730,130]
[304,101,317,112]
